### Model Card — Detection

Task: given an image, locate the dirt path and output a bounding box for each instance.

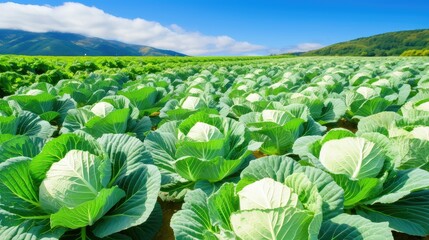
[155,200,183,240]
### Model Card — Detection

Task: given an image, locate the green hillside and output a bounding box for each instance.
[305,29,429,56]
[0,29,186,56]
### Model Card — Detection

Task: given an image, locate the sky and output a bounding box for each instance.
[0,0,428,55]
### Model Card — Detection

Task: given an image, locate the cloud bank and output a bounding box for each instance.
[269,43,324,55]
[286,43,324,53]
[0,2,265,55]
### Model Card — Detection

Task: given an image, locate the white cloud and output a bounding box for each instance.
[286,43,324,53]
[0,2,265,55]
[268,43,324,55]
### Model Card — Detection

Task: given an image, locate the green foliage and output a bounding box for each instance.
[401,49,429,56]
[0,133,161,239]
[1,55,429,239]
[306,29,429,56]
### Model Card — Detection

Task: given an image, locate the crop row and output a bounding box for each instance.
[1,56,429,239]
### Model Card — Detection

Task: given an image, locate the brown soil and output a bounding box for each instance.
[252,150,267,158]
[150,112,160,117]
[326,118,358,133]
[155,200,183,240]
[152,121,429,240]
[393,232,429,240]
[152,202,429,240]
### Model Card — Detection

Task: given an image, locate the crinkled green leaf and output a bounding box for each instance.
[144,131,177,173]
[0,135,41,161]
[7,92,56,115]
[50,187,125,229]
[332,174,381,207]
[239,178,301,211]
[176,139,226,160]
[83,108,130,137]
[319,137,385,180]
[357,111,400,136]
[30,133,103,184]
[117,203,163,240]
[319,214,393,240]
[0,115,18,135]
[171,190,215,240]
[0,158,66,239]
[231,207,316,240]
[97,134,153,180]
[207,183,239,231]
[39,150,111,213]
[92,165,161,238]
[175,156,243,182]
[358,190,429,236]
[17,111,54,139]
[238,155,303,191]
[366,169,429,204]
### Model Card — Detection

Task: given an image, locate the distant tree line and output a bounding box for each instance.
[401,49,429,56]
[304,29,429,56]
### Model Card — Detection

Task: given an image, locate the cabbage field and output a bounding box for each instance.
[1,55,429,240]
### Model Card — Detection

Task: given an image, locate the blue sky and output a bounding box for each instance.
[1,0,428,55]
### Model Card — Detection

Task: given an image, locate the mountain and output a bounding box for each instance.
[0,29,186,56]
[304,29,429,56]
